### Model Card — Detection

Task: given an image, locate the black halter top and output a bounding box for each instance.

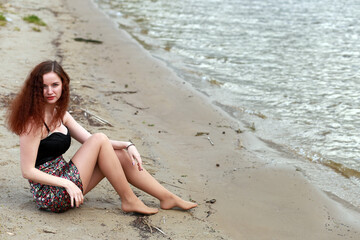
[35,123,71,167]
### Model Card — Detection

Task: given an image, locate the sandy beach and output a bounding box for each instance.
[1,0,360,239]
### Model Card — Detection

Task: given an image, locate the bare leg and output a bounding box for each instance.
[115,149,198,210]
[82,164,104,195]
[71,133,158,214]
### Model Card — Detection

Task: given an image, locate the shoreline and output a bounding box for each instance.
[1,0,360,239]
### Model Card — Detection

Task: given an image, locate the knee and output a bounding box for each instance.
[90,132,109,144]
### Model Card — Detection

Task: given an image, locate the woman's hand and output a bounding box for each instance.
[109,140,144,171]
[64,180,84,208]
[127,145,143,171]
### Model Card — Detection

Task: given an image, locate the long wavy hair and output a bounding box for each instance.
[7,60,70,135]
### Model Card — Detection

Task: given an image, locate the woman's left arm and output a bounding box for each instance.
[110,139,132,150]
[111,140,143,171]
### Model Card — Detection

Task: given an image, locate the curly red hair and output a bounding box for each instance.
[7,60,70,135]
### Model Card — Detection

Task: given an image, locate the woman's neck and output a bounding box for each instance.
[44,104,56,122]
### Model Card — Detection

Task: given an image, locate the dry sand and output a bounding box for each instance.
[1,0,360,239]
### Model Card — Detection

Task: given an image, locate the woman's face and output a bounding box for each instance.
[43,72,62,105]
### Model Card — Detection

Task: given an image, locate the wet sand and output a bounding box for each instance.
[0,0,360,239]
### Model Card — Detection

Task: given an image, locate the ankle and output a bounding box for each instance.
[120,191,139,203]
[159,192,175,202]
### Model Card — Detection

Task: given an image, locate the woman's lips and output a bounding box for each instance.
[46,96,55,100]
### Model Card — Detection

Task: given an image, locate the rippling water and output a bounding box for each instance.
[93,0,360,202]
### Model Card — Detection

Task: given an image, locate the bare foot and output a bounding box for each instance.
[160,195,198,210]
[121,198,158,215]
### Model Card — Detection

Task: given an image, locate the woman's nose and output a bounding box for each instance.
[47,87,53,94]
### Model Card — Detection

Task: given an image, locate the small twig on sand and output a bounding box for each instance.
[74,37,103,44]
[80,108,113,127]
[144,219,153,233]
[207,136,214,146]
[122,99,149,110]
[132,216,168,238]
[153,226,167,236]
[103,90,138,96]
[195,132,209,136]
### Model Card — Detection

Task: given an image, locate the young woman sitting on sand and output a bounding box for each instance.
[7,60,197,214]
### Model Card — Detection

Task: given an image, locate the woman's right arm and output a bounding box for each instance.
[19,128,83,207]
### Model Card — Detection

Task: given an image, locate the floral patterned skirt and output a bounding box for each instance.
[29,156,83,213]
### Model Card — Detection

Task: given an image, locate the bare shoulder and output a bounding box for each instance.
[19,121,42,142]
[63,111,83,131]
[63,111,74,124]
[62,111,91,143]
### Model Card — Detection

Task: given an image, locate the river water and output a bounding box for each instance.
[92,0,360,207]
